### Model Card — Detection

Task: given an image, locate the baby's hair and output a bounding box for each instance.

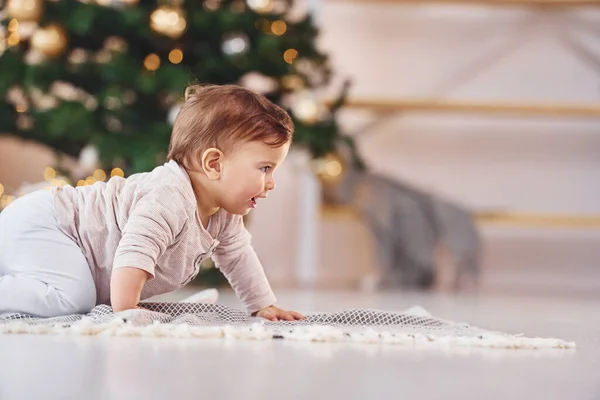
[168,83,294,170]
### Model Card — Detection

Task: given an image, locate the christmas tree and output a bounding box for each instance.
[0,0,363,190]
[0,0,365,285]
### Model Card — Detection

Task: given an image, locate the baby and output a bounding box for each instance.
[0,84,305,322]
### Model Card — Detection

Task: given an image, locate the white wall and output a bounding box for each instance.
[317,3,600,214]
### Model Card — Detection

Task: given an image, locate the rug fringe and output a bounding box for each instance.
[0,319,576,349]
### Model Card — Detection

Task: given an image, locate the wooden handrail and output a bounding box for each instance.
[335,98,600,118]
[475,212,600,228]
[321,205,600,228]
[328,0,600,6]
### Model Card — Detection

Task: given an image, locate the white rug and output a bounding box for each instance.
[0,296,575,350]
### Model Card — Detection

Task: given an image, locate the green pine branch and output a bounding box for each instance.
[0,0,364,179]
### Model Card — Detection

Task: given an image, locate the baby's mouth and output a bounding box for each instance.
[250,197,257,208]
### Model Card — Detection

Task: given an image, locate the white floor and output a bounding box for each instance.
[0,289,598,400]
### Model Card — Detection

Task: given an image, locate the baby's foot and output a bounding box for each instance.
[181,288,219,304]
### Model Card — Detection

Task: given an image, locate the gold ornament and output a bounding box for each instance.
[150,6,187,39]
[168,48,183,64]
[31,25,67,57]
[6,0,43,22]
[283,48,298,64]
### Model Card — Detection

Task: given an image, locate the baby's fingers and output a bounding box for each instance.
[262,311,278,321]
[279,312,295,321]
[290,311,305,320]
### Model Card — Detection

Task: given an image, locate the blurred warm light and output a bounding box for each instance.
[103,96,121,110]
[7,32,21,46]
[168,48,183,64]
[204,0,220,11]
[0,183,4,197]
[231,0,246,12]
[85,177,96,186]
[271,20,287,35]
[50,179,67,187]
[281,74,304,90]
[291,91,319,124]
[103,36,127,53]
[43,167,56,181]
[8,19,19,32]
[325,160,343,178]
[1,195,16,208]
[93,169,107,182]
[76,180,85,187]
[313,152,345,184]
[150,6,187,39]
[15,103,28,112]
[111,168,125,178]
[30,25,67,57]
[6,0,43,22]
[283,48,298,64]
[247,0,273,13]
[144,53,160,71]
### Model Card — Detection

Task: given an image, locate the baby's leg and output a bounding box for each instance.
[0,190,96,318]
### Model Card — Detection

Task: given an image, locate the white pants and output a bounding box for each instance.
[0,190,97,318]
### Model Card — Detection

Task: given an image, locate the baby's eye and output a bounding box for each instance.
[260,166,271,173]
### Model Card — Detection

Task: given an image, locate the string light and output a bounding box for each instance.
[144,53,160,71]
[247,0,273,13]
[76,180,85,187]
[203,0,220,11]
[1,195,16,208]
[270,20,286,36]
[50,179,67,187]
[313,152,345,184]
[84,177,96,186]
[168,48,183,64]
[150,6,187,39]
[7,32,21,46]
[93,169,107,182]
[111,168,125,178]
[15,103,28,112]
[325,159,343,178]
[43,167,56,181]
[8,19,19,32]
[283,48,298,64]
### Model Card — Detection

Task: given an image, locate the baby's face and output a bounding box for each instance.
[216,140,290,215]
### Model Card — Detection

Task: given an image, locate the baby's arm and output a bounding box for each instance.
[110,268,151,312]
[213,215,303,320]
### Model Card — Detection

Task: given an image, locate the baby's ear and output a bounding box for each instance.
[201,148,223,180]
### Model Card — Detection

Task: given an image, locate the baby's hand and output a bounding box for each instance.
[255,305,305,321]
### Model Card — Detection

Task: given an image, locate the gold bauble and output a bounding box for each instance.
[6,0,43,22]
[150,6,187,39]
[31,25,67,57]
